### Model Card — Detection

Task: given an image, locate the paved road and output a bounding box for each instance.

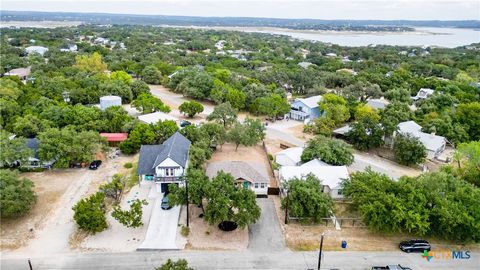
[248,198,286,252]
[2,250,478,270]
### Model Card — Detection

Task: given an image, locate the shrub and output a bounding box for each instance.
[72,192,107,233]
[111,199,148,228]
[123,162,133,169]
[393,134,427,166]
[0,170,37,218]
[180,225,190,237]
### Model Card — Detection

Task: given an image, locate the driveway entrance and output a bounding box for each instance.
[248,198,286,251]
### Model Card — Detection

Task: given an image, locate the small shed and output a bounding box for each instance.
[100,133,128,146]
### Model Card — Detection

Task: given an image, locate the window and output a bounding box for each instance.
[170,168,175,176]
[260,183,265,188]
[165,169,170,176]
[254,183,259,189]
[337,189,343,195]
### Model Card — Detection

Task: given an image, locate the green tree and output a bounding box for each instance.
[204,172,261,229]
[111,199,148,228]
[119,123,156,154]
[456,102,480,141]
[206,102,237,127]
[72,192,107,233]
[111,71,133,85]
[168,168,209,212]
[74,52,107,73]
[38,127,106,168]
[179,101,204,118]
[99,174,125,202]
[319,94,350,126]
[224,87,246,110]
[130,80,151,99]
[141,65,162,84]
[453,141,480,186]
[0,131,33,168]
[346,115,385,150]
[393,134,427,166]
[132,93,170,114]
[301,136,354,165]
[155,259,193,270]
[12,114,50,138]
[282,174,333,223]
[177,72,214,99]
[342,82,382,102]
[0,170,36,218]
[380,102,412,136]
[227,119,265,151]
[252,94,290,120]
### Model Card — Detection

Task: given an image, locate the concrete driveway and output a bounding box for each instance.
[248,198,286,251]
[138,194,181,250]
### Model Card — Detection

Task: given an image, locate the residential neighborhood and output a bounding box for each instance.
[1,7,479,270]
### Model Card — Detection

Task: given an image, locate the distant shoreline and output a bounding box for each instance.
[0,20,82,28]
[161,25,450,36]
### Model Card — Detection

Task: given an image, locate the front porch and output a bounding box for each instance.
[288,109,309,121]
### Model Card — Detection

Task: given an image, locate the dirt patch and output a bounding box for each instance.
[209,143,277,187]
[1,170,77,250]
[1,154,138,254]
[271,196,480,252]
[183,204,248,250]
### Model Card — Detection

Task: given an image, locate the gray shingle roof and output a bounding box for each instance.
[137,132,191,175]
[206,161,269,184]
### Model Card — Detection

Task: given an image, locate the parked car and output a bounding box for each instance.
[372,265,412,270]
[161,196,172,210]
[89,160,102,170]
[180,120,192,127]
[399,239,431,253]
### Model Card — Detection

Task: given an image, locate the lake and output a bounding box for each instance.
[179,26,480,48]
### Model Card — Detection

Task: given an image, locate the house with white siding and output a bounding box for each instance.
[137,132,191,193]
[206,161,270,197]
[288,95,323,121]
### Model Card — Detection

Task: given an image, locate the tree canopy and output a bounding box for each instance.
[301,135,354,165]
[0,170,36,218]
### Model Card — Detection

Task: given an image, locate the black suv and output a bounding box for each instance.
[399,239,431,253]
[89,160,102,170]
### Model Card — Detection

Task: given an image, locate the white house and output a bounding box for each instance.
[215,40,226,50]
[298,62,314,69]
[206,161,270,197]
[366,98,390,110]
[396,121,447,160]
[25,46,49,56]
[412,88,434,101]
[275,147,303,166]
[60,44,78,52]
[138,112,178,124]
[279,159,349,199]
[288,95,323,121]
[137,132,191,193]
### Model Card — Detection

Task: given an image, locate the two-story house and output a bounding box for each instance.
[288,95,323,121]
[137,132,191,193]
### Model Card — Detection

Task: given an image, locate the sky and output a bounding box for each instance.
[1,0,479,20]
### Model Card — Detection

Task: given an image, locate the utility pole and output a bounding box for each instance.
[284,190,289,224]
[317,233,325,270]
[28,259,33,270]
[185,177,189,227]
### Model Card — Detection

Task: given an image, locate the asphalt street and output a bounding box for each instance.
[2,250,478,270]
